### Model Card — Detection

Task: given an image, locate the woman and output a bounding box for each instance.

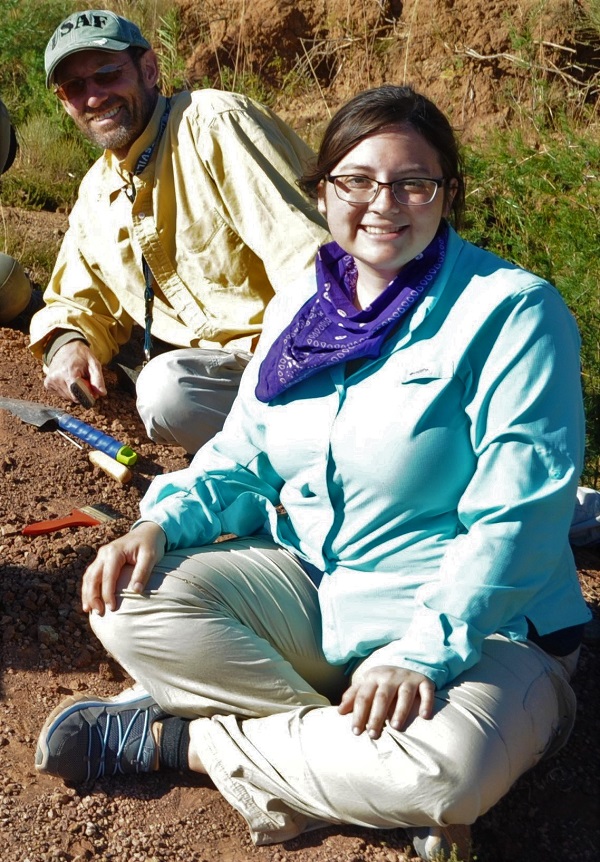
[36,86,591,862]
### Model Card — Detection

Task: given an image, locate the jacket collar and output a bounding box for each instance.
[370,225,465,359]
[104,93,167,190]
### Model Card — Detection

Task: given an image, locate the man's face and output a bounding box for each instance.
[53,49,159,157]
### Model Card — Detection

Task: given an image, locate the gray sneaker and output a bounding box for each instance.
[406,824,472,861]
[35,687,167,784]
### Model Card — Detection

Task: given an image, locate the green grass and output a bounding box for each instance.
[0,0,81,122]
[462,118,600,484]
[0,0,99,211]
[1,112,93,209]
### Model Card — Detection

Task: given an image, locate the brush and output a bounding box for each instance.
[22,503,122,536]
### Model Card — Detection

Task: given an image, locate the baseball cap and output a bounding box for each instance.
[45,9,151,87]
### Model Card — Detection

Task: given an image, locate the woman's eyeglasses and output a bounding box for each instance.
[53,62,129,102]
[326,175,445,206]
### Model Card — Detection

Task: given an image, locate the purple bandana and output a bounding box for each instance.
[255,221,448,403]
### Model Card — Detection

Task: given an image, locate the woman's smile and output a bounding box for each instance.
[361,223,407,236]
[318,124,454,302]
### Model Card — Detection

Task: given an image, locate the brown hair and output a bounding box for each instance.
[299,85,465,227]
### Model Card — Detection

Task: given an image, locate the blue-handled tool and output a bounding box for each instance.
[0,396,138,466]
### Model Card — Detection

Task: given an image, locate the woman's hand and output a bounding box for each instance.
[338,664,435,738]
[81,521,167,615]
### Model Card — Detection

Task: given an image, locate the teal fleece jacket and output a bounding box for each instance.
[138,227,591,688]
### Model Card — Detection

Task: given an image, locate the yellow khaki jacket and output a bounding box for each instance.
[30,90,329,364]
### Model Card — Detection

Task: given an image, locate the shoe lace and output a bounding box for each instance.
[87,708,151,781]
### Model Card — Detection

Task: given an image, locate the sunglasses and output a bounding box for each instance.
[53,61,129,102]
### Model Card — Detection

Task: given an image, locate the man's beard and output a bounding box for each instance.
[77,89,157,154]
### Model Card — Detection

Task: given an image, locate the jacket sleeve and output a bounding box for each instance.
[137,439,284,551]
[135,282,314,548]
[29,200,135,364]
[358,281,586,688]
[192,97,329,291]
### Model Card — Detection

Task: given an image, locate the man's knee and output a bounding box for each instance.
[136,352,183,421]
[135,349,242,451]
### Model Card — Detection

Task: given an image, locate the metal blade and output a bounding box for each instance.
[0,396,63,429]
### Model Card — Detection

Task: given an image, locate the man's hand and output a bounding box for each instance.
[82,522,167,615]
[338,665,435,738]
[44,340,107,402]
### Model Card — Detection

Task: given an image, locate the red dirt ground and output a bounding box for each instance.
[1,296,599,862]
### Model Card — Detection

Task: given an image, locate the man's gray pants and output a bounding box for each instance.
[136,347,251,453]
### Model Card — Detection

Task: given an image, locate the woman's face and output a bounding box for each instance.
[318,124,456,294]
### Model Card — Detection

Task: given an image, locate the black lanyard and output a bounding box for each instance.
[128,99,171,363]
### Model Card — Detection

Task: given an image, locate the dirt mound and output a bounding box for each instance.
[178,0,596,138]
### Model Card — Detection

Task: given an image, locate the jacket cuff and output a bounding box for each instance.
[43,329,89,365]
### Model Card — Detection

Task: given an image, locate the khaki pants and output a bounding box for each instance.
[136,347,251,453]
[91,537,578,846]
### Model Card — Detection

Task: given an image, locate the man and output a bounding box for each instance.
[30,9,329,452]
[0,97,35,327]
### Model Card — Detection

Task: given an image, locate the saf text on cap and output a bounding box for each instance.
[45,9,151,87]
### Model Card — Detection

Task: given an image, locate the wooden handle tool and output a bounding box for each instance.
[88,450,133,483]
